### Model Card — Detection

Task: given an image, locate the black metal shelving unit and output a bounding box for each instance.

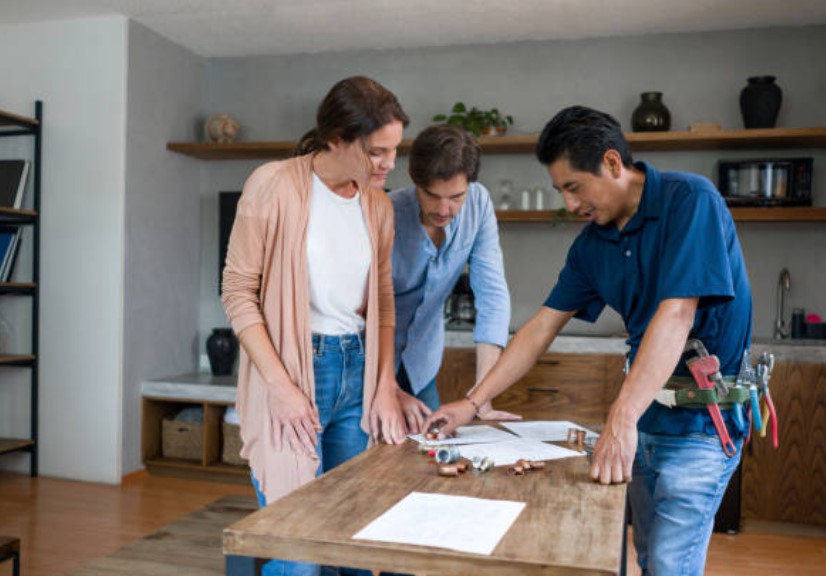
[0,101,41,476]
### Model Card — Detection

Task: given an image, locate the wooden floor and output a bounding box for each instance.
[1,470,825,575]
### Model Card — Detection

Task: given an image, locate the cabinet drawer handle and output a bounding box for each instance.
[527,387,559,394]
[536,359,561,366]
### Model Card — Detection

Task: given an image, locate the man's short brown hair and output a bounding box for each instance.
[408,124,480,188]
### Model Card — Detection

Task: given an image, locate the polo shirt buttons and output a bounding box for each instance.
[625,249,632,257]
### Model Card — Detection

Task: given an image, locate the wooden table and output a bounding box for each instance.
[225,435,627,576]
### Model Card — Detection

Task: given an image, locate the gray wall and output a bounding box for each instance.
[123,21,204,474]
[0,17,128,482]
[198,25,826,344]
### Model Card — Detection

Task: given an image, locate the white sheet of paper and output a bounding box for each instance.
[500,420,596,442]
[352,491,525,555]
[457,439,583,466]
[409,424,517,445]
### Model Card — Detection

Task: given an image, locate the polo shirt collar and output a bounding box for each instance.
[592,161,660,241]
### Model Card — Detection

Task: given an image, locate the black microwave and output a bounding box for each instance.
[717,157,813,206]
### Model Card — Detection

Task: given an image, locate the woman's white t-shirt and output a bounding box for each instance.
[306,173,372,335]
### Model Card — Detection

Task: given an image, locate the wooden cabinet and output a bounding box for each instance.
[740,360,826,526]
[436,348,624,423]
[142,396,249,483]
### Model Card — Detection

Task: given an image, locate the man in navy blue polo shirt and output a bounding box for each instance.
[424,106,752,575]
[390,124,517,433]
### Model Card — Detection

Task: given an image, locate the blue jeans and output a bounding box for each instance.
[253,332,372,576]
[396,362,440,412]
[628,431,743,576]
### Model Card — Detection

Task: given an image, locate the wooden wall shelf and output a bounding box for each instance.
[0,354,37,366]
[0,438,35,456]
[0,282,37,295]
[0,108,39,130]
[167,127,826,160]
[497,206,826,223]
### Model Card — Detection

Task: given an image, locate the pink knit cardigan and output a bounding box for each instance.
[222,154,395,503]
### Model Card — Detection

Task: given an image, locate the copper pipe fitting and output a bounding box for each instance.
[438,464,459,477]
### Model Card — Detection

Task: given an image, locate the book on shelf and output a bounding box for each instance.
[0,159,31,209]
[0,229,22,282]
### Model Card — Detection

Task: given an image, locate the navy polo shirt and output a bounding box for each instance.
[545,162,752,437]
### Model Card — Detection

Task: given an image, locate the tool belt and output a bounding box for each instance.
[656,376,751,410]
[650,338,779,457]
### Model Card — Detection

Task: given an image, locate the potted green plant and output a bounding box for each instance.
[433,102,513,136]
[479,108,514,136]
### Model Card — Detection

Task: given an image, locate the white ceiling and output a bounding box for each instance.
[3,0,826,58]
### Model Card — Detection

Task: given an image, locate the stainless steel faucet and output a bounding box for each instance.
[774,268,791,339]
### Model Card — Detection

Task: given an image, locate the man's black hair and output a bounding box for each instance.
[535,106,633,174]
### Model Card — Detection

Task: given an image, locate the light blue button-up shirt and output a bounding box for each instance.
[390,182,510,394]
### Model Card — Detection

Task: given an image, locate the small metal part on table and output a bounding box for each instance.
[471,456,495,473]
[434,446,461,464]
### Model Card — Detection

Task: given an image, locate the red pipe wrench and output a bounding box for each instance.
[684,339,737,457]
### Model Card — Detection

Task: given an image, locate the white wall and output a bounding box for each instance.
[122,22,204,474]
[0,17,128,482]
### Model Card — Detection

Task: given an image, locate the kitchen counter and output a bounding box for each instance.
[140,335,826,405]
[141,372,237,403]
[446,329,826,362]
[445,330,629,354]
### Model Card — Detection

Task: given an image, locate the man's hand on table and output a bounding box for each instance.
[422,399,477,438]
[589,403,636,484]
[476,401,522,422]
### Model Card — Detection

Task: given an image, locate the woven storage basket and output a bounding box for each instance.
[222,422,247,466]
[161,419,203,461]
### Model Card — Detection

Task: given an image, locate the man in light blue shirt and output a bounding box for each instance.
[390,124,516,425]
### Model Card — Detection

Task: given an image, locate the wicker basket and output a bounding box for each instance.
[161,419,203,461]
[222,422,247,466]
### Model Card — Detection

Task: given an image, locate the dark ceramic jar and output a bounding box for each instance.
[206,328,239,376]
[631,92,671,132]
[740,76,782,129]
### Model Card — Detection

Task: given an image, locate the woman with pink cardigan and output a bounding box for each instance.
[222,76,429,576]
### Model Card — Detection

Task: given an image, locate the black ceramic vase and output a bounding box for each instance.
[740,76,782,129]
[631,92,671,132]
[206,328,238,376]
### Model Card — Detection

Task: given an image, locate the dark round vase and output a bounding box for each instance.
[739,76,782,129]
[206,328,238,376]
[631,92,671,132]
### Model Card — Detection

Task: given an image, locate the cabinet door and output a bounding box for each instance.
[436,348,477,404]
[492,353,611,422]
[436,349,623,423]
[740,360,826,525]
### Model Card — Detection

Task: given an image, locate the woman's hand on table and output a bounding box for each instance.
[369,381,408,445]
[395,388,431,434]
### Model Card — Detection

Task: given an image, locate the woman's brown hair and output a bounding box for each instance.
[295,76,409,155]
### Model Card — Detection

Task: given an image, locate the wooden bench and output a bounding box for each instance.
[0,536,20,576]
